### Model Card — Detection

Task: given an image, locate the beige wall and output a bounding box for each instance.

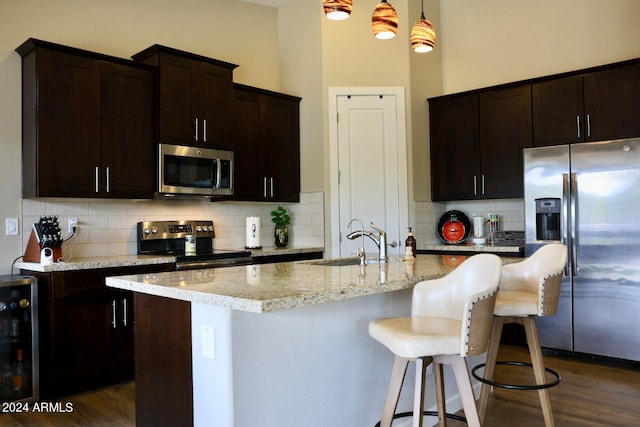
[439,0,640,93]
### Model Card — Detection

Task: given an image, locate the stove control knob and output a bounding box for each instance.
[196,226,202,232]
[208,226,214,232]
[143,228,150,234]
[151,227,158,234]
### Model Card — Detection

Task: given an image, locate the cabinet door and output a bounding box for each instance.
[265,94,301,202]
[30,49,101,197]
[48,269,115,398]
[584,62,640,141]
[157,54,199,145]
[232,87,268,200]
[479,85,532,199]
[111,290,135,383]
[532,76,584,147]
[100,62,155,198]
[198,62,234,149]
[429,94,480,201]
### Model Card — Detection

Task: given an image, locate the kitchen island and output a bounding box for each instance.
[106,255,506,427]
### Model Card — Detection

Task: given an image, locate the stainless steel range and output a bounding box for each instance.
[137,220,252,270]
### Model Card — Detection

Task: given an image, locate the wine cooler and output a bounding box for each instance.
[0,275,38,403]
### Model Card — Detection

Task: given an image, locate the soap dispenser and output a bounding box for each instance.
[405,227,417,258]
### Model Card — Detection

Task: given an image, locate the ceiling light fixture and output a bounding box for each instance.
[371,0,398,40]
[323,0,352,21]
[410,0,436,53]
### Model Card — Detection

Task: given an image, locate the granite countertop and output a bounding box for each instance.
[105,254,520,314]
[16,246,324,272]
[419,243,523,253]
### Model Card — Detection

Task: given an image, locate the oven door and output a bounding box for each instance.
[158,143,234,196]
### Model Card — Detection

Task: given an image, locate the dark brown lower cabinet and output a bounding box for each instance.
[135,293,193,427]
[22,263,174,399]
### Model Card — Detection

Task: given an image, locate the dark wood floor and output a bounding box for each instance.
[2,381,135,426]
[3,345,640,426]
[455,345,640,427]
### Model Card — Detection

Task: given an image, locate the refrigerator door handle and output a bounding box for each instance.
[562,173,570,276]
[570,172,578,276]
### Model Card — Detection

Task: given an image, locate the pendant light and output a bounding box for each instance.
[371,0,399,40]
[410,1,436,53]
[324,0,352,21]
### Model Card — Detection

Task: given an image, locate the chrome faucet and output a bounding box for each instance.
[346,221,389,263]
[347,218,367,265]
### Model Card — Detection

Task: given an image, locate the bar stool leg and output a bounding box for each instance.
[437,355,481,427]
[413,357,428,427]
[381,356,409,427]
[434,363,447,427]
[478,316,505,422]
[522,317,555,427]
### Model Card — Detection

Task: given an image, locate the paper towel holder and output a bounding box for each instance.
[245,216,263,250]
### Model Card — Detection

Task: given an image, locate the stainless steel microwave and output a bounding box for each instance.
[158,143,234,197]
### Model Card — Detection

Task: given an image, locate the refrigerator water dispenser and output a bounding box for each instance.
[535,198,560,241]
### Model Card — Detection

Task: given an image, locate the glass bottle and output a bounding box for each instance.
[12,348,26,398]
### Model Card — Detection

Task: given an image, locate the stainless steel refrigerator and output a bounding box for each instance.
[524,138,640,362]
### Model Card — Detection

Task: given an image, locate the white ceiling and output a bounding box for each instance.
[239,0,292,7]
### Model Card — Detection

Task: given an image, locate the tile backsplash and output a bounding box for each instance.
[22,192,325,260]
[414,199,525,245]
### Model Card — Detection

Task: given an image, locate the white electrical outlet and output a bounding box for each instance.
[201,325,215,360]
[68,218,78,233]
[5,218,19,236]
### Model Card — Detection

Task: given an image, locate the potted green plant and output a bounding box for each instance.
[270,206,291,247]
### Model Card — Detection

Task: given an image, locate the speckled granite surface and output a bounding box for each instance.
[15,246,323,272]
[419,244,523,253]
[15,254,176,272]
[105,254,519,314]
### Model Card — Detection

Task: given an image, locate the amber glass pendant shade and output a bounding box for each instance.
[371,0,399,40]
[410,12,436,53]
[324,0,352,21]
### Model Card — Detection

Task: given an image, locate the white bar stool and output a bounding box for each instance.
[369,254,503,427]
[474,243,567,427]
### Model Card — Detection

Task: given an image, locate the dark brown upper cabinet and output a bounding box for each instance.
[132,45,238,150]
[429,84,532,201]
[429,94,480,201]
[479,85,532,199]
[232,84,301,202]
[533,61,640,146]
[17,39,155,199]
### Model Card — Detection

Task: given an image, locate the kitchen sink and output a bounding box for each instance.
[307,257,361,267]
[307,257,395,267]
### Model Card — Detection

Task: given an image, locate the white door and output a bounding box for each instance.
[329,88,408,258]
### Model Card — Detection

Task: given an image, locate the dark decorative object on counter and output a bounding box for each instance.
[437,210,471,244]
[271,206,291,247]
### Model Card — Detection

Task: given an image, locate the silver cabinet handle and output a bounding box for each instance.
[576,115,581,139]
[270,177,274,198]
[95,167,100,193]
[122,298,127,327]
[111,300,117,329]
[263,177,268,198]
[586,114,591,138]
[194,118,198,141]
[481,174,485,195]
[105,167,110,193]
[203,119,207,142]
[473,175,477,196]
